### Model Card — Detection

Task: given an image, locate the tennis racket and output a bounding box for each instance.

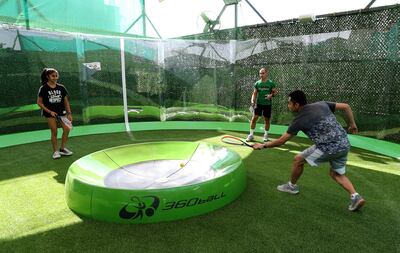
[56,115,73,130]
[221,135,253,147]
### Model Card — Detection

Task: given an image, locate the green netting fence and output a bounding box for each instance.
[0,5,399,143]
[0,0,146,36]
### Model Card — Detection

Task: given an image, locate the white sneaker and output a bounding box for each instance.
[263,135,268,142]
[52,151,61,159]
[348,194,365,211]
[246,134,254,142]
[59,148,73,156]
[277,182,299,194]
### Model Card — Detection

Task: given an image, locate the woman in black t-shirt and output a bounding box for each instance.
[37,68,73,159]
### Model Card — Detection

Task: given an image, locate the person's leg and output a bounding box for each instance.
[263,116,270,141]
[329,151,365,211]
[330,170,365,211]
[60,122,70,150]
[290,154,306,184]
[263,117,270,131]
[277,145,319,194]
[59,121,73,156]
[277,154,305,194]
[328,151,356,194]
[47,117,61,159]
[247,114,259,141]
[262,105,272,142]
[250,112,259,129]
[329,170,356,194]
[47,117,58,152]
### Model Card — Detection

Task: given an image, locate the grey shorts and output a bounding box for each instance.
[300,145,349,175]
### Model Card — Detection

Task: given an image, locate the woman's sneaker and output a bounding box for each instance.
[277,182,299,194]
[348,194,365,211]
[59,148,73,156]
[52,151,61,159]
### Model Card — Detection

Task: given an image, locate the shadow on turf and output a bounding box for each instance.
[354,149,399,164]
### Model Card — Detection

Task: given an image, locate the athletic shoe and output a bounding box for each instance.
[348,194,365,211]
[59,148,73,156]
[246,134,254,142]
[277,182,299,194]
[263,135,268,142]
[52,151,61,159]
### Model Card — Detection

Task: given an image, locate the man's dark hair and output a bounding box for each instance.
[289,90,307,106]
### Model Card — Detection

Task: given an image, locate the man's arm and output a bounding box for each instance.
[251,89,258,106]
[335,103,358,134]
[253,132,293,150]
[266,88,278,100]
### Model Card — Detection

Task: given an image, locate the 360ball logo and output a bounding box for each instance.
[119,195,160,220]
[119,192,226,221]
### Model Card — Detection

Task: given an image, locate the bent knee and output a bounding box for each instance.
[330,170,342,179]
[293,155,305,165]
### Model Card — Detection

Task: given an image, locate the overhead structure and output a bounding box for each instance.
[0,0,161,38]
[123,0,161,38]
[200,0,267,36]
[365,0,378,9]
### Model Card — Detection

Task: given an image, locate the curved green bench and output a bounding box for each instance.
[65,141,246,223]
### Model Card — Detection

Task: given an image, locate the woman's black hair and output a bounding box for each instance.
[289,90,307,106]
[40,68,57,85]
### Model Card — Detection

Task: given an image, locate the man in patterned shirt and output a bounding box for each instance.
[253,90,365,211]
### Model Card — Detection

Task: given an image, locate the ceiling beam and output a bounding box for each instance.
[365,0,377,9]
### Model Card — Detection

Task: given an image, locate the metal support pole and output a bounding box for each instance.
[124,0,161,38]
[234,3,238,39]
[210,5,227,31]
[244,0,267,24]
[141,0,146,37]
[365,0,377,9]
[120,38,130,132]
[22,0,30,29]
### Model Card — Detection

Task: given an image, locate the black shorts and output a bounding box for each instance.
[42,109,67,118]
[254,104,272,118]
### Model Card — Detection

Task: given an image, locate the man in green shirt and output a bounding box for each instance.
[247,68,278,142]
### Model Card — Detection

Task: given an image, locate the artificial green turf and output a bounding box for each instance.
[0,130,399,252]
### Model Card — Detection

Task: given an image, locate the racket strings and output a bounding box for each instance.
[221,136,245,145]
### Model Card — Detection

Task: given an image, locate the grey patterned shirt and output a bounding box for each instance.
[287,101,350,154]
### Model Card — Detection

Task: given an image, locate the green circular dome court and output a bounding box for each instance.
[65,141,246,223]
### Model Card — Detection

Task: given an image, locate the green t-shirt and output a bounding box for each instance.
[254,79,276,105]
